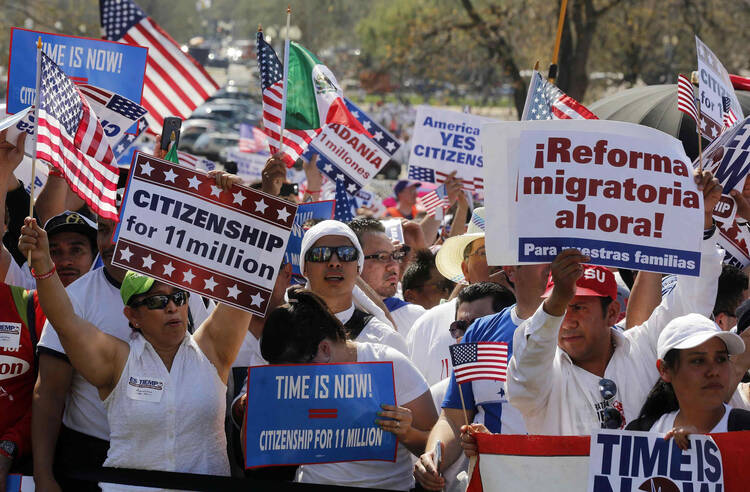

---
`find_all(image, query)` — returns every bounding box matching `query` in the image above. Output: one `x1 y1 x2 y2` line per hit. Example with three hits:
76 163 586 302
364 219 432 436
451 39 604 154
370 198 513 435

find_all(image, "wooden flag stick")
457 384 470 427
691 72 704 173
27 37 43 267
548 0 569 83
279 5 292 154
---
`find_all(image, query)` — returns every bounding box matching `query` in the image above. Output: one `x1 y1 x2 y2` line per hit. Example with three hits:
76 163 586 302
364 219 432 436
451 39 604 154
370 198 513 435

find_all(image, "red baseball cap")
541 265 617 300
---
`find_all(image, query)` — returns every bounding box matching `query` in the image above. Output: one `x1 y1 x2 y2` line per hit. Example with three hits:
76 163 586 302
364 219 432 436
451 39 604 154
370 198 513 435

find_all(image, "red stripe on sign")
309 408 337 419
476 434 590 456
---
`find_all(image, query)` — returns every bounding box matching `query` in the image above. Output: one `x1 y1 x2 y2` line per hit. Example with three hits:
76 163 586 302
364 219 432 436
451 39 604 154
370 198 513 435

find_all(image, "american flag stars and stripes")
723 96 739 128
408 165 483 192
176 150 216 171
418 184 449 217
35 51 120 220
677 74 700 127
239 122 269 153
334 180 356 223
449 342 509 384
344 99 401 157
522 71 598 121
100 0 219 135
257 30 319 167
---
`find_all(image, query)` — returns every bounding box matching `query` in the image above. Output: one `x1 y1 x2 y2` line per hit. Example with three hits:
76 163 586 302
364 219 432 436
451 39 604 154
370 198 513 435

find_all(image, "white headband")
299 220 364 276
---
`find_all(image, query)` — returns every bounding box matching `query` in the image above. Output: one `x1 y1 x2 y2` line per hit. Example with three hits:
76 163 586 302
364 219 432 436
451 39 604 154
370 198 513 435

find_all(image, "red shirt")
0 283 46 459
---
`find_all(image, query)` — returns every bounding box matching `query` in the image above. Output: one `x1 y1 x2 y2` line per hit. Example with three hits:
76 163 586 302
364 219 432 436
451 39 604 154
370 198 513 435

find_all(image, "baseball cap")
657 313 745 360
120 271 155 306
541 264 617 300
736 298 750 334
43 211 97 250
393 179 420 196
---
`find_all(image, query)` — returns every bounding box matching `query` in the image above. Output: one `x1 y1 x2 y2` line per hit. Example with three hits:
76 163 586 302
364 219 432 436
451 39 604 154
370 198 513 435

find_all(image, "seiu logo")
584 269 606 283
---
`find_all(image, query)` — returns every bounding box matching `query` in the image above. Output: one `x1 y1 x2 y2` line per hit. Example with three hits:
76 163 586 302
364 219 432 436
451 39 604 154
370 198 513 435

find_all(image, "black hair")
347 217 385 246
600 297 613 317
403 249 444 292
457 282 516 313
713 264 749 318
260 288 347 364
634 349 681 423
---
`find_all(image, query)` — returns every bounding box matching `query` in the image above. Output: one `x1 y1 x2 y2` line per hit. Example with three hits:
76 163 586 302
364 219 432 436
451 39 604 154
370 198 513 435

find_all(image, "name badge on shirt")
0 322 21 350
127 376 165 403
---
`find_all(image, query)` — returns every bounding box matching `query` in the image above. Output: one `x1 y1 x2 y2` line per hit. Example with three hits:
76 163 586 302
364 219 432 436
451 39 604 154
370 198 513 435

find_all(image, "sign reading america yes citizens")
7 28 148 114
245 362 397 468
113 153 296 316
482 120 703 276
409 106 496 193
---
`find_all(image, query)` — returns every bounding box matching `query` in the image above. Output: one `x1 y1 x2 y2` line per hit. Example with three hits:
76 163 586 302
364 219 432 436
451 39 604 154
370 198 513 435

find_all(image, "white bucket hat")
299 220 364 276
657 313 745 360
435 207 486 284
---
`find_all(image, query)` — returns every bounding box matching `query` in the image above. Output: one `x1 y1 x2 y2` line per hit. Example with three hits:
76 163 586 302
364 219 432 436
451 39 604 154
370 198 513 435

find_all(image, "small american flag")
100 0 219 135
449 342 508 384
419 184 449 217
723 96 739 128
677 74 700 127
239 122 268 153
257 30 318 167
408 165 483 192
522 71 598 121
177 150 216 171
334 180 356 223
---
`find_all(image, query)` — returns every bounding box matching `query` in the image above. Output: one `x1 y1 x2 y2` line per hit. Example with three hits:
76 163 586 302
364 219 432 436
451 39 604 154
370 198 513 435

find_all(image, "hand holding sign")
375 403 412 439
459 423 490 458
262 153 287 196
696 170 723 228
544 249 589 317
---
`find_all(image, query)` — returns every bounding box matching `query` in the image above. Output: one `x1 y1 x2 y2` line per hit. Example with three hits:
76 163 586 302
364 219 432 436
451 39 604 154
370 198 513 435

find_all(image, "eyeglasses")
468 247 487 258
304 245 359 263
363 249 408 263
130 290 189 310
599 378 622 429
449 319 471 339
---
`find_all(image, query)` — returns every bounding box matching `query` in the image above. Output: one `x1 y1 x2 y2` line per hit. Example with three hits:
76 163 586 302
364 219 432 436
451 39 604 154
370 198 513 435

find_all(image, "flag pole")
520 61 540 121
457 384 470 427
279 5 292 155
27 37 43 267
691 72 704 173
548 0 569 83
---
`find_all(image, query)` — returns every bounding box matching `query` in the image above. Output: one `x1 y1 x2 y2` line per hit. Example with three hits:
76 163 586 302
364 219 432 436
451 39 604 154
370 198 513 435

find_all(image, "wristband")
31 264 57 280
48 167 65 178
703 222 716 240
306 189 320 193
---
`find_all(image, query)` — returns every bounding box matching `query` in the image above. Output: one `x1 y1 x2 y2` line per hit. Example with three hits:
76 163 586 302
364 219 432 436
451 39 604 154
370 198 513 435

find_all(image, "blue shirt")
442 305 527 434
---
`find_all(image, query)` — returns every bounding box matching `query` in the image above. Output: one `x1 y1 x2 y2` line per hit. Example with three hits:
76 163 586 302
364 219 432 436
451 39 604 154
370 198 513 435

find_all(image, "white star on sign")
163 168 178 183
323 163 333 173
250 292 264 307
226 284 241 299
347 183 357 193
141 254 155 269
255 199 268 213
363 120 372 130
187 175 201 190
351 111 359 118
183 269 196 284
210 185 222 197
140 162 154 176
119 247 134 262
204 276 218 291
162 262 175 276
385 141 396 152
372 131 383 141
276 207 291 222
336 173 344 181
232 190 245 205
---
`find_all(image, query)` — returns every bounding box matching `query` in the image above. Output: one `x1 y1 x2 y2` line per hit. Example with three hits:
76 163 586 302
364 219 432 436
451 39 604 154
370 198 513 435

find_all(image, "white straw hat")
435 207 486 285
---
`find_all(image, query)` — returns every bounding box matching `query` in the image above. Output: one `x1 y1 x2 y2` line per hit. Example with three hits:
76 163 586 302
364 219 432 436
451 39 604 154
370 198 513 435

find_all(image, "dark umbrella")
589 85 750 161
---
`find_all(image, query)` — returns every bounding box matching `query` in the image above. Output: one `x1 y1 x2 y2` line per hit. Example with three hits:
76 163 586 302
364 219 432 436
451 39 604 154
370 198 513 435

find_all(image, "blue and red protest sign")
6 28 148 114
244 362 397 468
285 200 336 279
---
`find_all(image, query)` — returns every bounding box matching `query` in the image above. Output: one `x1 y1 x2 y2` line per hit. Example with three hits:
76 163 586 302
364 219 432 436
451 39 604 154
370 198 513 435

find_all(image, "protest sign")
381 219 404 243
113 153 296 316
717 222 750 268
4 475 34 492
305 99 399 194
224 148 270 182
468 432 749 492
482 120 703 276
13 154 47 199
694 116 750 223
695 36 743 142
408 106 495 194
6 29 148 114
284 200 336 278
244 362 397 468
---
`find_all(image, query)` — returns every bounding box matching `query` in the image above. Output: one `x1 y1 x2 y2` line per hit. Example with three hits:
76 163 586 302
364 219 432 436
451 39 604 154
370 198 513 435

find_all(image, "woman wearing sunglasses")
19 214 253 490
257 289 437 491
625 313 750 448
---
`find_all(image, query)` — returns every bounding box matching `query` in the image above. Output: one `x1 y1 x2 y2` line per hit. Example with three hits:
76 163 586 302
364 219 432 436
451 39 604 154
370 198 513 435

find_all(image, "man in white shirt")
299 220 408 354
348 216 425 339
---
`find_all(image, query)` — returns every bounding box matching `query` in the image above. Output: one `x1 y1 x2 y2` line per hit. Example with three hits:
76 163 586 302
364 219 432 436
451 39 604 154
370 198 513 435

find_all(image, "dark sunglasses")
304 245 359 263
599 378 622 429
130 290 189 310
364 249 408 263
449 319 471 339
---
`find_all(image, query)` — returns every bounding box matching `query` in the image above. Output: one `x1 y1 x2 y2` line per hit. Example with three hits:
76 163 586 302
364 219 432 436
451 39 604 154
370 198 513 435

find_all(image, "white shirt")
506 238 723 435
649 404 731 433
37 268 211 440
335 304 409 356
101 332 229 491
295 342 429 491
406 298 457 385
389 302 425 339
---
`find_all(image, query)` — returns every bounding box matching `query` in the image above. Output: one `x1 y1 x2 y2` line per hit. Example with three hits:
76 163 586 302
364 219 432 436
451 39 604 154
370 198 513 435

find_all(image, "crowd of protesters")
3 122 750 492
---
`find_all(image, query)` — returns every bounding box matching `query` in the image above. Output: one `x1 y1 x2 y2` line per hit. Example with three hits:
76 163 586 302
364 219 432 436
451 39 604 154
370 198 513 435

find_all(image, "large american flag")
100 0 219 135
449 342 508 384
723 96 739 129
257 30 319 167
35 52 119 220
522 71 598 121
418 183 449 217
677 74 700 127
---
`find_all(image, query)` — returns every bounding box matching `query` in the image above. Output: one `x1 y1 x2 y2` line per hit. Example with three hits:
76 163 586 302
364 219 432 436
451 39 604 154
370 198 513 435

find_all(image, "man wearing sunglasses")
299 220 408 355
348 217 426 339
506 181 724 436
